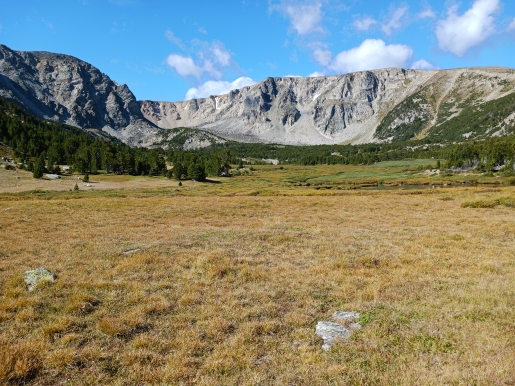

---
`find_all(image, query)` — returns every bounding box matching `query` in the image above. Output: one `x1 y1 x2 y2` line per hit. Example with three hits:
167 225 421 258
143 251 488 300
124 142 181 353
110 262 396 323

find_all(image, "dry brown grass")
1 170 515 384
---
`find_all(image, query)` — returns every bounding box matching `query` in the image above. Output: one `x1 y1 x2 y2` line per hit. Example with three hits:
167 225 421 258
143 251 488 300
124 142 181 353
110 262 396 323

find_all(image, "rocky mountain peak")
0 44 160 146
1 44 514 148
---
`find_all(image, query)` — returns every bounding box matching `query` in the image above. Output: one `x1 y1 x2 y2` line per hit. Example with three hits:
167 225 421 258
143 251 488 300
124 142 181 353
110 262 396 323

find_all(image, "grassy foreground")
1 165 515 384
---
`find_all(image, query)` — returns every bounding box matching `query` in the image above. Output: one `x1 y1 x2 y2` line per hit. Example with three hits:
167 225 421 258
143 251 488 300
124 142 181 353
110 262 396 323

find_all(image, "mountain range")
1 44 514 148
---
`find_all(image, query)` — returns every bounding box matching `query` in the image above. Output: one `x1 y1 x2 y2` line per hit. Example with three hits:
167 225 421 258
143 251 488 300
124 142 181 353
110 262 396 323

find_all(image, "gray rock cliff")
140 67 515 145
2 44 514 147
0 44 160 146
140 69 437 145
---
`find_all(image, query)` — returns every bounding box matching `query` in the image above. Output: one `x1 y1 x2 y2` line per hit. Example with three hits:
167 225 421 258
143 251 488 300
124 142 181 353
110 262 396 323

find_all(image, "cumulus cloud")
411 59 439 70
308 71 325 77
166 54 204 78
201 59 223 79
328 39 413 74
508 18 515 31
381 6 409 35
436 0 500 56
354 16 377 32
185 77 256 100
309 42 332 66
271 2 325 35
166 39 233 80
165 29 185 50
210 42 231 66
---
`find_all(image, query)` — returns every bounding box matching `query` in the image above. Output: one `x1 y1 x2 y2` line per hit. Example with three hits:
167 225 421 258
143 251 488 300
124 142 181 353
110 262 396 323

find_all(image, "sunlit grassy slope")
1 163 515 384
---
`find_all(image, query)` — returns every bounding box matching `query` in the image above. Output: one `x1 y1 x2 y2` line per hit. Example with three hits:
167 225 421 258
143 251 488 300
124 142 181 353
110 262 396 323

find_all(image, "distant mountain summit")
0 44 160 146
1 43 514 147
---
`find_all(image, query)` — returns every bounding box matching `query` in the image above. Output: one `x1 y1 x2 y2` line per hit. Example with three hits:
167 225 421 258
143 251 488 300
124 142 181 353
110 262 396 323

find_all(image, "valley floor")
1 166 515 384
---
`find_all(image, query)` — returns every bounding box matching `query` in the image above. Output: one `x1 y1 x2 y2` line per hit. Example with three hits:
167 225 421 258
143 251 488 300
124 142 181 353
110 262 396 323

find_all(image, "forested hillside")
3 94 515 179
0 97 166 176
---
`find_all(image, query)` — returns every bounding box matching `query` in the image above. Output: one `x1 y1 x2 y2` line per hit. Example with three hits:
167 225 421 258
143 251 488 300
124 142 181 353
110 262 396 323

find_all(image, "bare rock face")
140 69 438 145
0 44 160 146
141 67 515 145
2 44 514 147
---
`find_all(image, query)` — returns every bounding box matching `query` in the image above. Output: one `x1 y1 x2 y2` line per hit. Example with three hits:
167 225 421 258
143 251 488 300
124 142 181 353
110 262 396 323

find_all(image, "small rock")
24 267 56 291
254 355 270 365
332 311 360 322
315 321 349 350
122 248 140 255
45 174 60 179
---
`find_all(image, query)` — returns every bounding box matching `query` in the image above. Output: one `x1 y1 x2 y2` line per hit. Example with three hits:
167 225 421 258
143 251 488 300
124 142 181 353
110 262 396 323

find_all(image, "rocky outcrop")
141 67 515 145
2 44 514 147
140 69 439 145
0 44 160 146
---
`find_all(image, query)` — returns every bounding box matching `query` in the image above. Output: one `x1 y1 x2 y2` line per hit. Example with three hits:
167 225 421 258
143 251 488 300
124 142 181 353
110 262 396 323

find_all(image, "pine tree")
32 155 45 178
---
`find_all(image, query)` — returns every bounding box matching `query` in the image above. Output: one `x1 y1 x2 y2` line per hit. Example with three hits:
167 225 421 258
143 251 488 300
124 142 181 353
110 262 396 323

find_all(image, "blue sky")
1 0 514 102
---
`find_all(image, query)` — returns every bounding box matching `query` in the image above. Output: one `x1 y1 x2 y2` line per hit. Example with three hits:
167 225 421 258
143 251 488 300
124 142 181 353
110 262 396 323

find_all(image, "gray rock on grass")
24 267 56 291
332 311 360 321
316 321 350 350
316 310 362 350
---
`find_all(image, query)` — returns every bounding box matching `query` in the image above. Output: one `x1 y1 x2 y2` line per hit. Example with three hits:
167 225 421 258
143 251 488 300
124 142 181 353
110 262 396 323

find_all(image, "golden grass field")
1 163 515 385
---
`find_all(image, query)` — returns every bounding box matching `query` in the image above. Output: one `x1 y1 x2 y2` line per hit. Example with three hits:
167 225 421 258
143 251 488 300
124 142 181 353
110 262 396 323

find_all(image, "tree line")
2 94 515 179
0 97 167 176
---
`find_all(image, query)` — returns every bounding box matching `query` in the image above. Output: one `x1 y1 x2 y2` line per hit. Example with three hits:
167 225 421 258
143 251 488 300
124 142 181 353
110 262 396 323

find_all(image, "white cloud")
185 77 256 100
271 2 325 35
166 54 204 78
436 0 500 56
411 59 439 70
198 27 207 34
210 42 231 66
165 30 185 50
354 16 377 31
381 6 409 35
328 39 413 74
308 71 325 77
166 40 233 80
284 74 302 77
201 59 223 79
417 8 435 19
309 42 332 66
508 18 515 31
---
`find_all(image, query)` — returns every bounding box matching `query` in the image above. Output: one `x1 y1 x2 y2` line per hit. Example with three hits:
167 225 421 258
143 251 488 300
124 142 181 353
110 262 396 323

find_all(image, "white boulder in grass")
316 311 362 350
24 267 56 291
315 321 350 350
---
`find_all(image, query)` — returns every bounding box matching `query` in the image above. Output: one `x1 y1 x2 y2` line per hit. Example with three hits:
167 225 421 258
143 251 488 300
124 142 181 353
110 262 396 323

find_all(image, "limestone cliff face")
140 69 438 145
0 44 160 146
